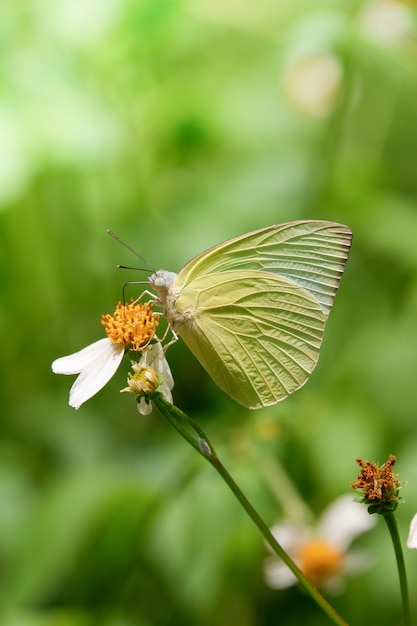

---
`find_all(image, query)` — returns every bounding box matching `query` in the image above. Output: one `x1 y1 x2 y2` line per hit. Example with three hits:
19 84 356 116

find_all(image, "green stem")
383 513 412 626
153 395 348 626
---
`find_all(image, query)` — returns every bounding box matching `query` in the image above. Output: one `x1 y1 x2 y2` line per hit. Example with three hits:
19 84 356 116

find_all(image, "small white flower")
52 338 125 409
282 51 343 118
121 342 174 415
52 301 159 409
407 513 417 549
358 0 412 46
264 495 376 593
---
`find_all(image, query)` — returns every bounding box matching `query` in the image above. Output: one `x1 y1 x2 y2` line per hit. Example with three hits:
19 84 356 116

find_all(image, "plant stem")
153 395 348 626
383 513 412 626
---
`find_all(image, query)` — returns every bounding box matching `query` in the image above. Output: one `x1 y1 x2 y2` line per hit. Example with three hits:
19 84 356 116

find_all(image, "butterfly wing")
174 221 352 317
174 270 327 408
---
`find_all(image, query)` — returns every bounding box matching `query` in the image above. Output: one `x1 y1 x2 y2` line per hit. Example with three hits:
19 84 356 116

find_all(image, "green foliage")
2 1 417 624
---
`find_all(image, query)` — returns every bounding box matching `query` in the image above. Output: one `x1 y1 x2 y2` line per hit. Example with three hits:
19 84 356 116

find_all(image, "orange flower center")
101 301 159 351
296 538 344 587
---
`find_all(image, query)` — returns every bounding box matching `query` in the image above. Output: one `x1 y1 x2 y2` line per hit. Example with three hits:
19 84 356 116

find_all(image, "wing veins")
204 314 312 400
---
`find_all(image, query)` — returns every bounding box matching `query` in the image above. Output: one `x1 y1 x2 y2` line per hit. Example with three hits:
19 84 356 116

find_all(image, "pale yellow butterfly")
149 220 352 409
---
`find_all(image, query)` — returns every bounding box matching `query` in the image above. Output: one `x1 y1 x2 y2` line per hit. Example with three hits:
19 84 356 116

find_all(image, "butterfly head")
149 270 178 290
149 270 181 323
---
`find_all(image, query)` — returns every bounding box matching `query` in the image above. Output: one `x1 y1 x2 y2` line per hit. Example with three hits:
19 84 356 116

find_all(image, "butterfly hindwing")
175 270 327 408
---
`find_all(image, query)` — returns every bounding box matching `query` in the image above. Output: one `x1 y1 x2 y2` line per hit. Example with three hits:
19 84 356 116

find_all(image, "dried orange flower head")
101 301 159 351
351 454 402 514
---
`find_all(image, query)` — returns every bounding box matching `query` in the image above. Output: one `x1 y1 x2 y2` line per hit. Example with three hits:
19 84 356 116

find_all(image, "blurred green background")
2 1 417 624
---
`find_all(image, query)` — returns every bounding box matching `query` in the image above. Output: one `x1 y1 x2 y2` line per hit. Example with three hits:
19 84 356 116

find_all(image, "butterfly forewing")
174 221 352 318
175 271 327 408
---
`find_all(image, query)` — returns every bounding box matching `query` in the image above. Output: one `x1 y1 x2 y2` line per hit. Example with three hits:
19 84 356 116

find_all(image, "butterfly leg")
120 282 160 307
161 325 179 352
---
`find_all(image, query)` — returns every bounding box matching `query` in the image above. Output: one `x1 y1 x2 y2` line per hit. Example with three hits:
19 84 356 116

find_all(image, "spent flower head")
52 301 160 409
264 495 376 593
350 454 403 515
121 342 174 415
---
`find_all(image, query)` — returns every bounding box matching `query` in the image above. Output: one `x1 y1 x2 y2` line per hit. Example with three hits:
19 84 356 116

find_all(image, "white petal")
140 342 161 367
52 338 115 375
161 382 173 404
319 495 376 550
157 352 174 390
268 522 310 554
144 343 174 390
137 397 153 415
407 513 417 549
68 342 124 409
263 555 298 589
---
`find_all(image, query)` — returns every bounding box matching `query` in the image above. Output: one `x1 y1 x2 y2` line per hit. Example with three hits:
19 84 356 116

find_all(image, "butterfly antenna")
107 229 156 272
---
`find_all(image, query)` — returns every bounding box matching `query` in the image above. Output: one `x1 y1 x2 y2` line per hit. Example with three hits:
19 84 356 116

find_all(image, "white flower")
264 495 376 593
282 51 343 118
357 0 412 46
407 513 417 549
52 338 125 409
52 301 159 409
121 342 174 415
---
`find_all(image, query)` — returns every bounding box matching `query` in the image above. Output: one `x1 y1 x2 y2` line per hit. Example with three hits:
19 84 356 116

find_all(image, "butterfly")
149 220 352 409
